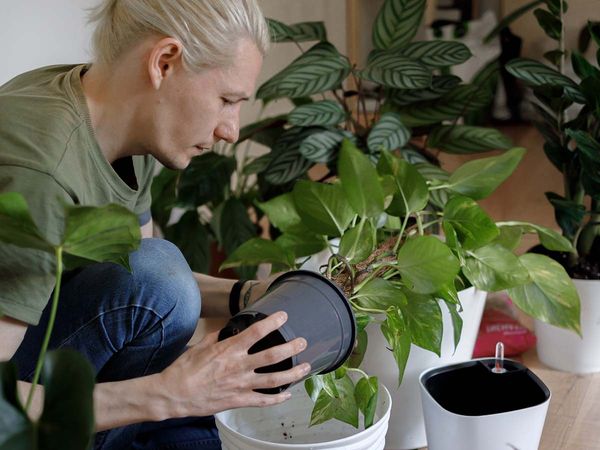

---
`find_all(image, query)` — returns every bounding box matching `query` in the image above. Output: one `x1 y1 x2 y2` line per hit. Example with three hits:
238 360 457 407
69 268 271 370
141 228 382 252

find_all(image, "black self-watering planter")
218 270 356 394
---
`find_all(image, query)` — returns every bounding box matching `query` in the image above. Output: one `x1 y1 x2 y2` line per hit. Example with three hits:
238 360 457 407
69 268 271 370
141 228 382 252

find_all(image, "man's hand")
155 311 309 419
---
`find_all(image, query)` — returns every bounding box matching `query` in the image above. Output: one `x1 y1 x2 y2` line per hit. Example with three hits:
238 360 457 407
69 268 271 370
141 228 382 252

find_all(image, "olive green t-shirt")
0 64 155 325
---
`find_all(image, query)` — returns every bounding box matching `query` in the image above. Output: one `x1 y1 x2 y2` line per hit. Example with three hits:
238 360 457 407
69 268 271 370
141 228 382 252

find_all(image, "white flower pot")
215 383 392 450
360 287 487 450
419 358 550 450
534 278 600 373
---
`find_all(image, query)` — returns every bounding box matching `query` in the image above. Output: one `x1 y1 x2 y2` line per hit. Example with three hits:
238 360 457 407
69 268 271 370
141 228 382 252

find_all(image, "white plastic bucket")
535 278 600 373
360 286 487 449
215 383 392 450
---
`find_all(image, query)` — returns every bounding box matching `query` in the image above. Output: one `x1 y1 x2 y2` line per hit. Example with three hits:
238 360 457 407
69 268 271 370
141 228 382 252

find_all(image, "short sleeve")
0 166 74 325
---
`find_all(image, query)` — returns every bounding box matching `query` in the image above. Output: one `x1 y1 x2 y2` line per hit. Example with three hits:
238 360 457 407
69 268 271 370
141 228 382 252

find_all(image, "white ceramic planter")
215 383 392 450
534 278 600 373
360 287 487 450
419 358 551 450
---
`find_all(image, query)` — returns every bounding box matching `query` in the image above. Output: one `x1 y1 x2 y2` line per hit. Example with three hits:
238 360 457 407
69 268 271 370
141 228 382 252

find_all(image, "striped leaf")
263 127 317 185
289 100 347 127
367 113 411 152
372 0 427 50
299 130 354 163
256 42 351 100
413 161 451 208
357 52 431 90
400 41 472 67
388 75 461 106
427 126 513 154
268 19 327 43
398 85 493 127
506 58 585 103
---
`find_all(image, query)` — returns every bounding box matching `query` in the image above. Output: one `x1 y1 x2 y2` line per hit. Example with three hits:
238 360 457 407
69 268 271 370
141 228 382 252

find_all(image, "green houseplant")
498 1 600 372
0 192 141 449
220 138 580 430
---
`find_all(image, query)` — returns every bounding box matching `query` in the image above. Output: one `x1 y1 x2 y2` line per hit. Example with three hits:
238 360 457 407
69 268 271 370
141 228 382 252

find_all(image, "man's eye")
222 98 235 105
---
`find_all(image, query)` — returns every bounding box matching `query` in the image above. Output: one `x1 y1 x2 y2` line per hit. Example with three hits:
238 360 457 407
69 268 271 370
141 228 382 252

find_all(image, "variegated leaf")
506 58 585 103
267 19 327 43
367 113 411 152
398 85 493 127
400 41 472 67
427 126 513 154
288 100 347 127
357 52 431 90
388 75 461 106
372 0 427 50
299 129 354 163
263 127 317 185
256 42 351 100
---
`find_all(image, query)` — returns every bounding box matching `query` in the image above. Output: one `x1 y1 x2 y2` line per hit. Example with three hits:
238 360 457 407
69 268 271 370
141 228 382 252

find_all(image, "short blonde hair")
89 0 270 70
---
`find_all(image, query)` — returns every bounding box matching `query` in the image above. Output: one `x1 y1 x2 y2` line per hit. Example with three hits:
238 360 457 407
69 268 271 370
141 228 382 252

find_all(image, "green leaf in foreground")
0 192 53 252
381 309 411 385
463 244 530 291
355 376 379 429
220 238 295 270
310 375 358 428
508 253 581 335
497 221 573 252
443 196 499 250
0 361 34 449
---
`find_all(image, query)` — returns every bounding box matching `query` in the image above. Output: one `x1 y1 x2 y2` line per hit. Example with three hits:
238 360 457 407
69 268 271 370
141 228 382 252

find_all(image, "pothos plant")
0 192 140 449
150 0 507 278
221 139 581 429
495 0 600 278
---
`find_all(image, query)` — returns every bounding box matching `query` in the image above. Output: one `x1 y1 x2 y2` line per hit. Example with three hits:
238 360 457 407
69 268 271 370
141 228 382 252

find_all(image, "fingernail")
299 338 307 350
278 312 287 323
301 363 311 374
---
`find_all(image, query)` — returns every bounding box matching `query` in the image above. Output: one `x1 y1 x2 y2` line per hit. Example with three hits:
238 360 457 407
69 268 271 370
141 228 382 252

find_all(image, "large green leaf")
506 58 585 103
0 192 53 252
508 254 581 335
268 19 327 43
448 147 526 200
401 291 443 356
256 42 351 100
372 0 426 50
339 220 376 264
443 196 499 249
546 192 586 238
497 221 573 252
463 244 530 291
377 152 428 215
355 376 379 429
310 375 358 427
177 153 236 207
354 278 407 310
388 75 461 107
256 193 301 232
367 113 411 152
292 180 354 236
398 85 493 127
275 226 327 258
62 204 141 266
380 309 411 385
38 350 95 450
396 236 460 294
400 40 472 67
427 125 513 154
339 141 385 218
566 129 600 199
263 127 316 185
299 129 353 163
357 52 431 90
288 100 346 127
0 362 34 450
212 198 257 263
534 8 562 40
165 211 210 273
220 238 295 270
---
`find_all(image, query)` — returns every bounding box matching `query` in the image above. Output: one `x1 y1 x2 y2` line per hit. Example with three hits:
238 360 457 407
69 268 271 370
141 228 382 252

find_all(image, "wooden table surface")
418 349 600 450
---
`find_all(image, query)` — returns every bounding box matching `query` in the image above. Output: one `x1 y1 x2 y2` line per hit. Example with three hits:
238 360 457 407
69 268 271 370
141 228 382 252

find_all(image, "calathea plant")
221 139 580 429
150 0 508 277
499 1 600 278
0 192 141 449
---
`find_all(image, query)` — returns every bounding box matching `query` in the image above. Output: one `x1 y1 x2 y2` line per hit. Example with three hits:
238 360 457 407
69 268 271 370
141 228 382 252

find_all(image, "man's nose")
215 119 240 144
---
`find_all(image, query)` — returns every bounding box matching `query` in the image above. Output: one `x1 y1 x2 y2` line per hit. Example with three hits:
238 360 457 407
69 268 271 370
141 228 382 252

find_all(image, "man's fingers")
235 311 288 350
253 363 311 390
247 337 307 369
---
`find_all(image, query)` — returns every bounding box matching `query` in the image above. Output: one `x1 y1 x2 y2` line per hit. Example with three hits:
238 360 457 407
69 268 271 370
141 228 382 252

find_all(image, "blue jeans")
12 238 222 450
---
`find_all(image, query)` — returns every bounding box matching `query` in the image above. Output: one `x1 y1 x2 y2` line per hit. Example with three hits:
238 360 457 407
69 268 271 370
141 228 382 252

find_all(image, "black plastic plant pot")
419 359 551 450
218 270 356 394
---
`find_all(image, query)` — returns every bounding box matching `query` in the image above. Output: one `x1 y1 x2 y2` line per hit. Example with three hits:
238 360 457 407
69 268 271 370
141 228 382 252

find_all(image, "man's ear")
148 37 184 90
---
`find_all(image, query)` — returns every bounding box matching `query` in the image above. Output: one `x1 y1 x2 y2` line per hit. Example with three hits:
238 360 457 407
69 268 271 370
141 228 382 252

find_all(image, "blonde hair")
89 0 270 70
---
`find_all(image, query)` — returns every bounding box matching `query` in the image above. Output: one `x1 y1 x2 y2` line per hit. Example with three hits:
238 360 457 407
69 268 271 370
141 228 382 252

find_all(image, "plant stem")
26 246 63 412
416 213 424 235
349 299 387 315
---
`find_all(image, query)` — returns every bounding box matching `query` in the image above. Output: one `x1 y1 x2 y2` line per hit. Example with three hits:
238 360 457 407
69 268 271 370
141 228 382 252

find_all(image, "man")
0 1 308 448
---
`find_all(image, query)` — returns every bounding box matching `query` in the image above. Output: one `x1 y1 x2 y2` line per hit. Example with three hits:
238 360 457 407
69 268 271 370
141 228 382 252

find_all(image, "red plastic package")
473 293 537 358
